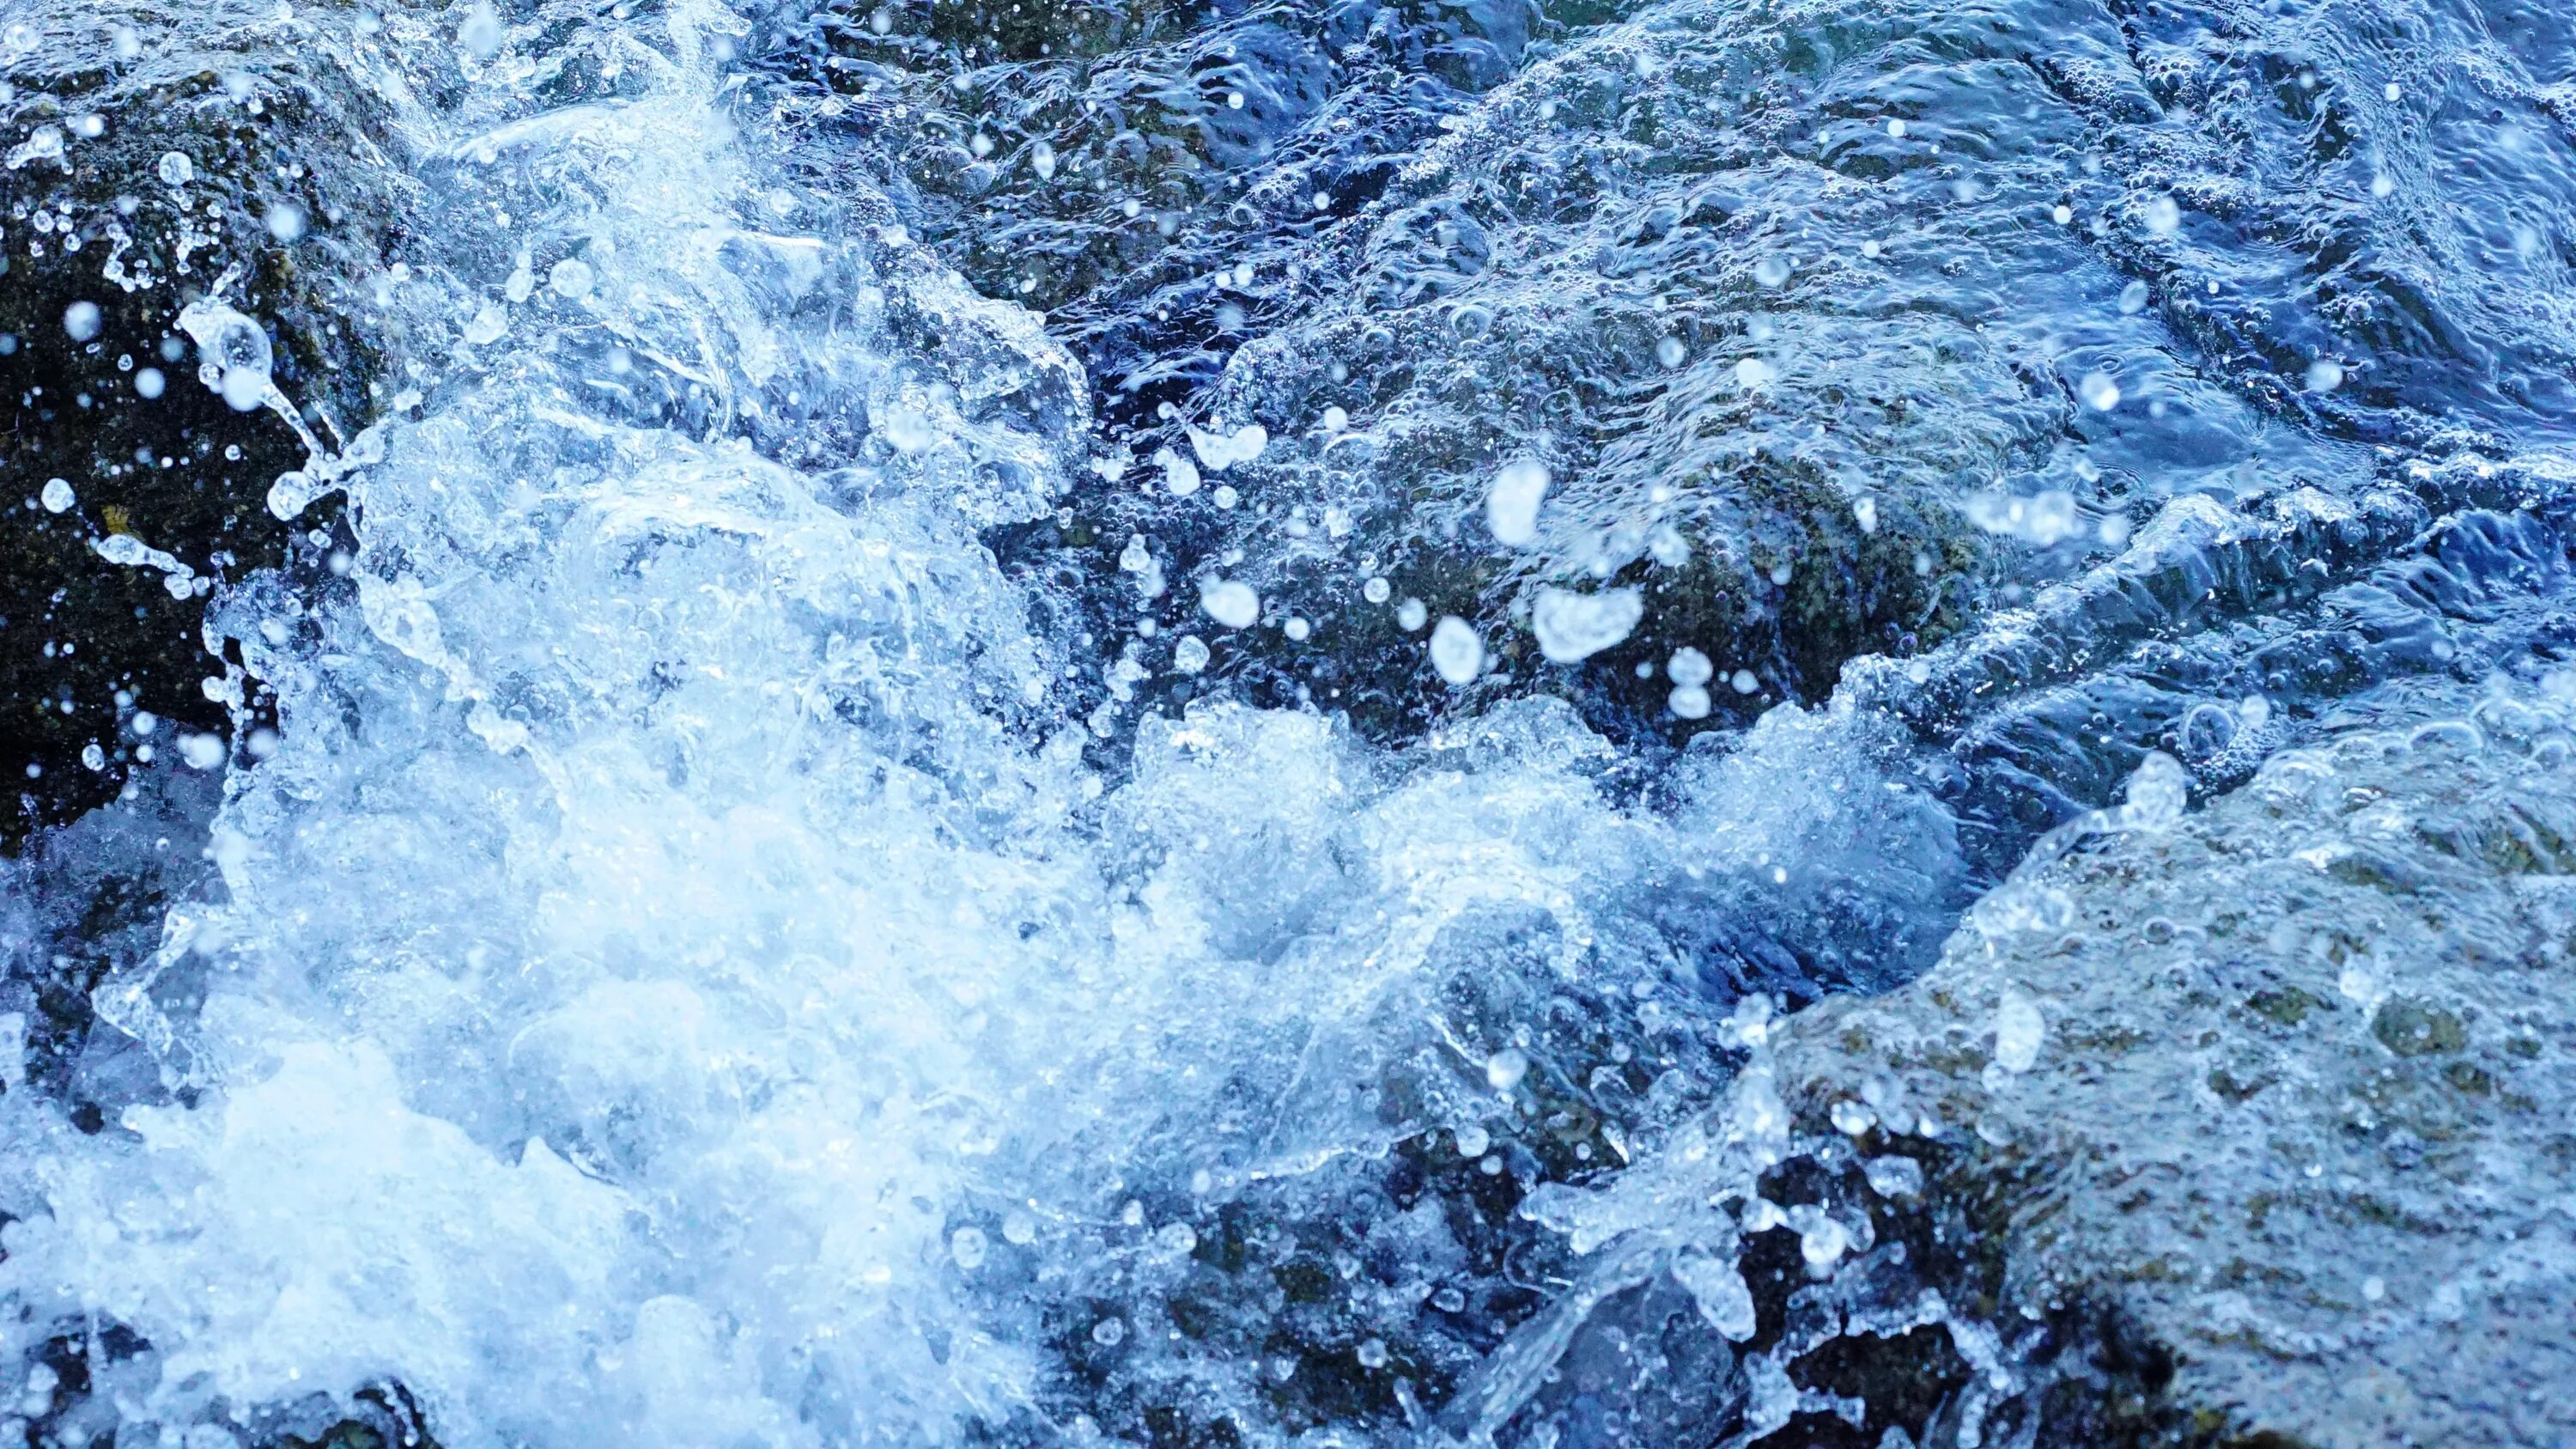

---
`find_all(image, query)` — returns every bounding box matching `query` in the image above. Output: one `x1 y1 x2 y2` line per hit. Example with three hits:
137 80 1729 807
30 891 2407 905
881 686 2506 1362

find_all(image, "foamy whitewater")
0 5 1956 1445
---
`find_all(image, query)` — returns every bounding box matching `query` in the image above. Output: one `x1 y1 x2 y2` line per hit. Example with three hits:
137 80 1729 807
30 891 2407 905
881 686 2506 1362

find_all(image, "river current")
0 0 2570 1446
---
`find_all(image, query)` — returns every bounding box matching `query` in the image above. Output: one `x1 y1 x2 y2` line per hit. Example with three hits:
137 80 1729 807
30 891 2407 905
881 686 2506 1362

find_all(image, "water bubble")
1673 1251 1757 1340
1091 1318 1126 1347
1485 1047 1530 1092
2079 370 2123 411
176 733 226 771
111 25 142 60
2383 82 2402 102
1454 1124 1490 1158
1170 636 1210 674
1355 1339 1389 1369
1396 598 1428 632
1668 685 1711 720
1656 336 1688 368
1189 423 1267 471
1430 617 1484 685
264 201 308 243
457 0 503 58
2118 751 2190 831
268 472 318 521
1734 356 1774 388
1852 496 1879 533
1886 117 1906 137
1799 1215 1850 1268
1668 648 1714 686
1753 254 1792 288
1864 1155 1925 1199
1199 579 1260 630
2305 358 2345 392
2117 280 2150 314
1993 990 2044 1072
63 301 101 343
1530 586 1643 663
464 303 509 346
949 1227 988 1269
180 301 279 414
156 151 194 186
2051 203 2074 224
2143 194 2182 235
1002 1210 1039 1245
1485 459 1549 545
1157 447 1201 497
1729 668 1759 695
39 478 75 514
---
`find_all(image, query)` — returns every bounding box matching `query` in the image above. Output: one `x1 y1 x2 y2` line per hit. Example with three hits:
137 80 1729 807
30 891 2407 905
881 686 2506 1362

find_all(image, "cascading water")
3 0 2573 1446
0 3 1959 1444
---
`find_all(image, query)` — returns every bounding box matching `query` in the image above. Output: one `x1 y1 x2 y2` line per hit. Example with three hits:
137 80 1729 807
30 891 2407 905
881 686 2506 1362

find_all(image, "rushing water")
0 0 2571 1446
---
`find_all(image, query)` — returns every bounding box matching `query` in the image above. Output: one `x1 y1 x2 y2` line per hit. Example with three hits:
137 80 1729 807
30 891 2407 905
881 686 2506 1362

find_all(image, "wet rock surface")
1 5 401 840
1765 675 2576 1447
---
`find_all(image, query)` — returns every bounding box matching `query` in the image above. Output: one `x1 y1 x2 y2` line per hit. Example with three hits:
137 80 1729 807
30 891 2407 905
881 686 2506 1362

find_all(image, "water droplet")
1430 617 1484 685
1199 579 1259 630
1485 458 1549 545
264 201 307 242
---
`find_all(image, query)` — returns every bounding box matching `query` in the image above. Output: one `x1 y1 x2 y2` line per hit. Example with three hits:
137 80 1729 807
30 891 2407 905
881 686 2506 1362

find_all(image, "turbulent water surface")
0 0 2570 1446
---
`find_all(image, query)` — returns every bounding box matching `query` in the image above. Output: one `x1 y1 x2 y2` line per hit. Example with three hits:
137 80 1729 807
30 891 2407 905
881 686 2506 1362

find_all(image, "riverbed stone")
1770 674 2576 1447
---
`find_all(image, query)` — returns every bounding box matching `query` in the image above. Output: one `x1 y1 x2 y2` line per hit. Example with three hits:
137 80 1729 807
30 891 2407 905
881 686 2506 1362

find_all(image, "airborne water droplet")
1430 617 1485 684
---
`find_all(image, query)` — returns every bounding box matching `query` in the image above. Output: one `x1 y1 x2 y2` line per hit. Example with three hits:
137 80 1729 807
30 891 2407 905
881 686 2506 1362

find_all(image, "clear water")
0 0 2570 1445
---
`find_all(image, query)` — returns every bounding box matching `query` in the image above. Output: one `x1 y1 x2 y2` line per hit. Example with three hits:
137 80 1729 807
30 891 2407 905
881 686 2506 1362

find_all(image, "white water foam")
0 6 1959 1446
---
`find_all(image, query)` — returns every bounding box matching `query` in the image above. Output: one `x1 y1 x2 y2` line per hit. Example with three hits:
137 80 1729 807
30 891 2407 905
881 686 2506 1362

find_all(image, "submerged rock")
1766 673 2576 1446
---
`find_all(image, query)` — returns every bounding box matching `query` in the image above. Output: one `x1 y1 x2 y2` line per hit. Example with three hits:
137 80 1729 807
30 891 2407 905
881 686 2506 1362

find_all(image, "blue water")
0 0 2570 1445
